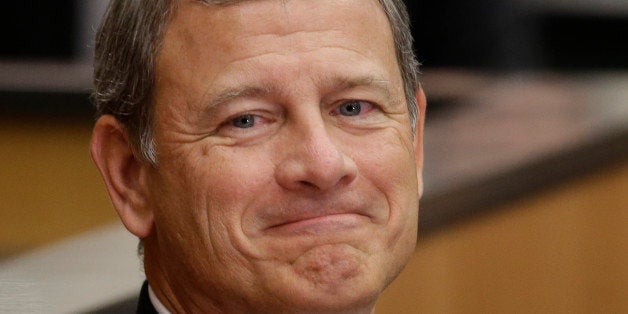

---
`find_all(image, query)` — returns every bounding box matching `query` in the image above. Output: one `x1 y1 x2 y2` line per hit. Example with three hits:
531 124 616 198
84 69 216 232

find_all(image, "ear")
90 115 154 238
413 86 427 197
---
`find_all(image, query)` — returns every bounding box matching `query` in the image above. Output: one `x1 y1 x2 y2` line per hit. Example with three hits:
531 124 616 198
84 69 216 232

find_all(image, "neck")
143 238 224 313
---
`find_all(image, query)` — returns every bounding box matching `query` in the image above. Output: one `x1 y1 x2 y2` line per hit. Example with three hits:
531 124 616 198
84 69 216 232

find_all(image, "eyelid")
230 114 256 128
220 111 267 128
330 99 376 116
211 99 280 127
215 110 279 142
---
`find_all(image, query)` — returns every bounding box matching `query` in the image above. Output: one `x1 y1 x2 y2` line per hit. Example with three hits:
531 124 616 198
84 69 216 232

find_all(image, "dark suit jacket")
136 281 158 314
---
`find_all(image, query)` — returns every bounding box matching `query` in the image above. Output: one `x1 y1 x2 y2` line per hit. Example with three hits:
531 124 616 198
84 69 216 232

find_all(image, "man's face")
144 0 422 311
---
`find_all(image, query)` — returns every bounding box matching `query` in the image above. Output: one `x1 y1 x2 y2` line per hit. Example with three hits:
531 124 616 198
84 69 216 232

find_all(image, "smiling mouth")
265 213 371 236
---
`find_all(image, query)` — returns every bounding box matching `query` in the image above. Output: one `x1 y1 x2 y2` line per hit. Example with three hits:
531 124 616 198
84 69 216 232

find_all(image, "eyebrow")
203 85 273 110
202 75 393 110
324 75 392 100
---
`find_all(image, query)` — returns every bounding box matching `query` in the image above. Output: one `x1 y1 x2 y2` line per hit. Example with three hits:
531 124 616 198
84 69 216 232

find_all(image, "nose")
275 120 358 192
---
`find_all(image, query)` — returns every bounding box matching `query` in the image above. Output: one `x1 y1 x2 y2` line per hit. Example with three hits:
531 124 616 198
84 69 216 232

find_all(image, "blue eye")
339 101 362 116
232 114 255 128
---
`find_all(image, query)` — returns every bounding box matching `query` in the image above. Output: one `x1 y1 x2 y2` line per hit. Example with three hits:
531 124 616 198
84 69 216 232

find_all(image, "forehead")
155 0 401 107
161 0 394 62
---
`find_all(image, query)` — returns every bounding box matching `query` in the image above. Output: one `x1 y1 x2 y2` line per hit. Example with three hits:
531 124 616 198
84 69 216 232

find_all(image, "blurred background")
0 0 627 313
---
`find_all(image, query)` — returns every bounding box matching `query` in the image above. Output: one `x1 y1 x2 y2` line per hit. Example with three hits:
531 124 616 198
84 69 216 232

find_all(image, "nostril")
298 180 316 189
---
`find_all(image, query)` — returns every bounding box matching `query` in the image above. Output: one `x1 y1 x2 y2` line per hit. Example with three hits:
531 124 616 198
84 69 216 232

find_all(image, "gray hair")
93 0 420 164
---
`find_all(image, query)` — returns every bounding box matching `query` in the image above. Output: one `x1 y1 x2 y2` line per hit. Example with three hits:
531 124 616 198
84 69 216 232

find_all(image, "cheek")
175 145 277 247
352 130 418 194
199 146 277 204
349 131 419 236
148 146 277 272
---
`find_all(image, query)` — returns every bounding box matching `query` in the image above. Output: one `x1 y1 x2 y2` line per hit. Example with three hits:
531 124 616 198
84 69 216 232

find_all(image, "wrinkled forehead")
167 0 391 38
154 0 403 108
163 0 394 57
191 0 379 6
179 0 388 19
160 0 396 68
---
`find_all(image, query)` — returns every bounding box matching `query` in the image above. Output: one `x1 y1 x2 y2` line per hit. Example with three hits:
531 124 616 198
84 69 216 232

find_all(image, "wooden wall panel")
0 120 116 258
377 162 628 313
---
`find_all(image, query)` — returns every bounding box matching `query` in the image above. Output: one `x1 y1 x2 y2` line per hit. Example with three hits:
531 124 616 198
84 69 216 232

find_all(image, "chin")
270 284 381 314
252 246 390 314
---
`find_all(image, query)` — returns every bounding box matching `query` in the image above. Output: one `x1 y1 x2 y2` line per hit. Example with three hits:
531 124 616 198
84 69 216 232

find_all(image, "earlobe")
90 115 154 238
414 86 427 198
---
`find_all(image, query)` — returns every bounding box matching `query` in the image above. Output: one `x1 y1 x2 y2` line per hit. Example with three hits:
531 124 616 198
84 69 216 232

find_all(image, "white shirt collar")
148 284 172 314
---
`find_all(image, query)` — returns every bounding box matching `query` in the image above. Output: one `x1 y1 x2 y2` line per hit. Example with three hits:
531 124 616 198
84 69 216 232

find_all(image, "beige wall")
0 119 116 258
377 162 628 313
